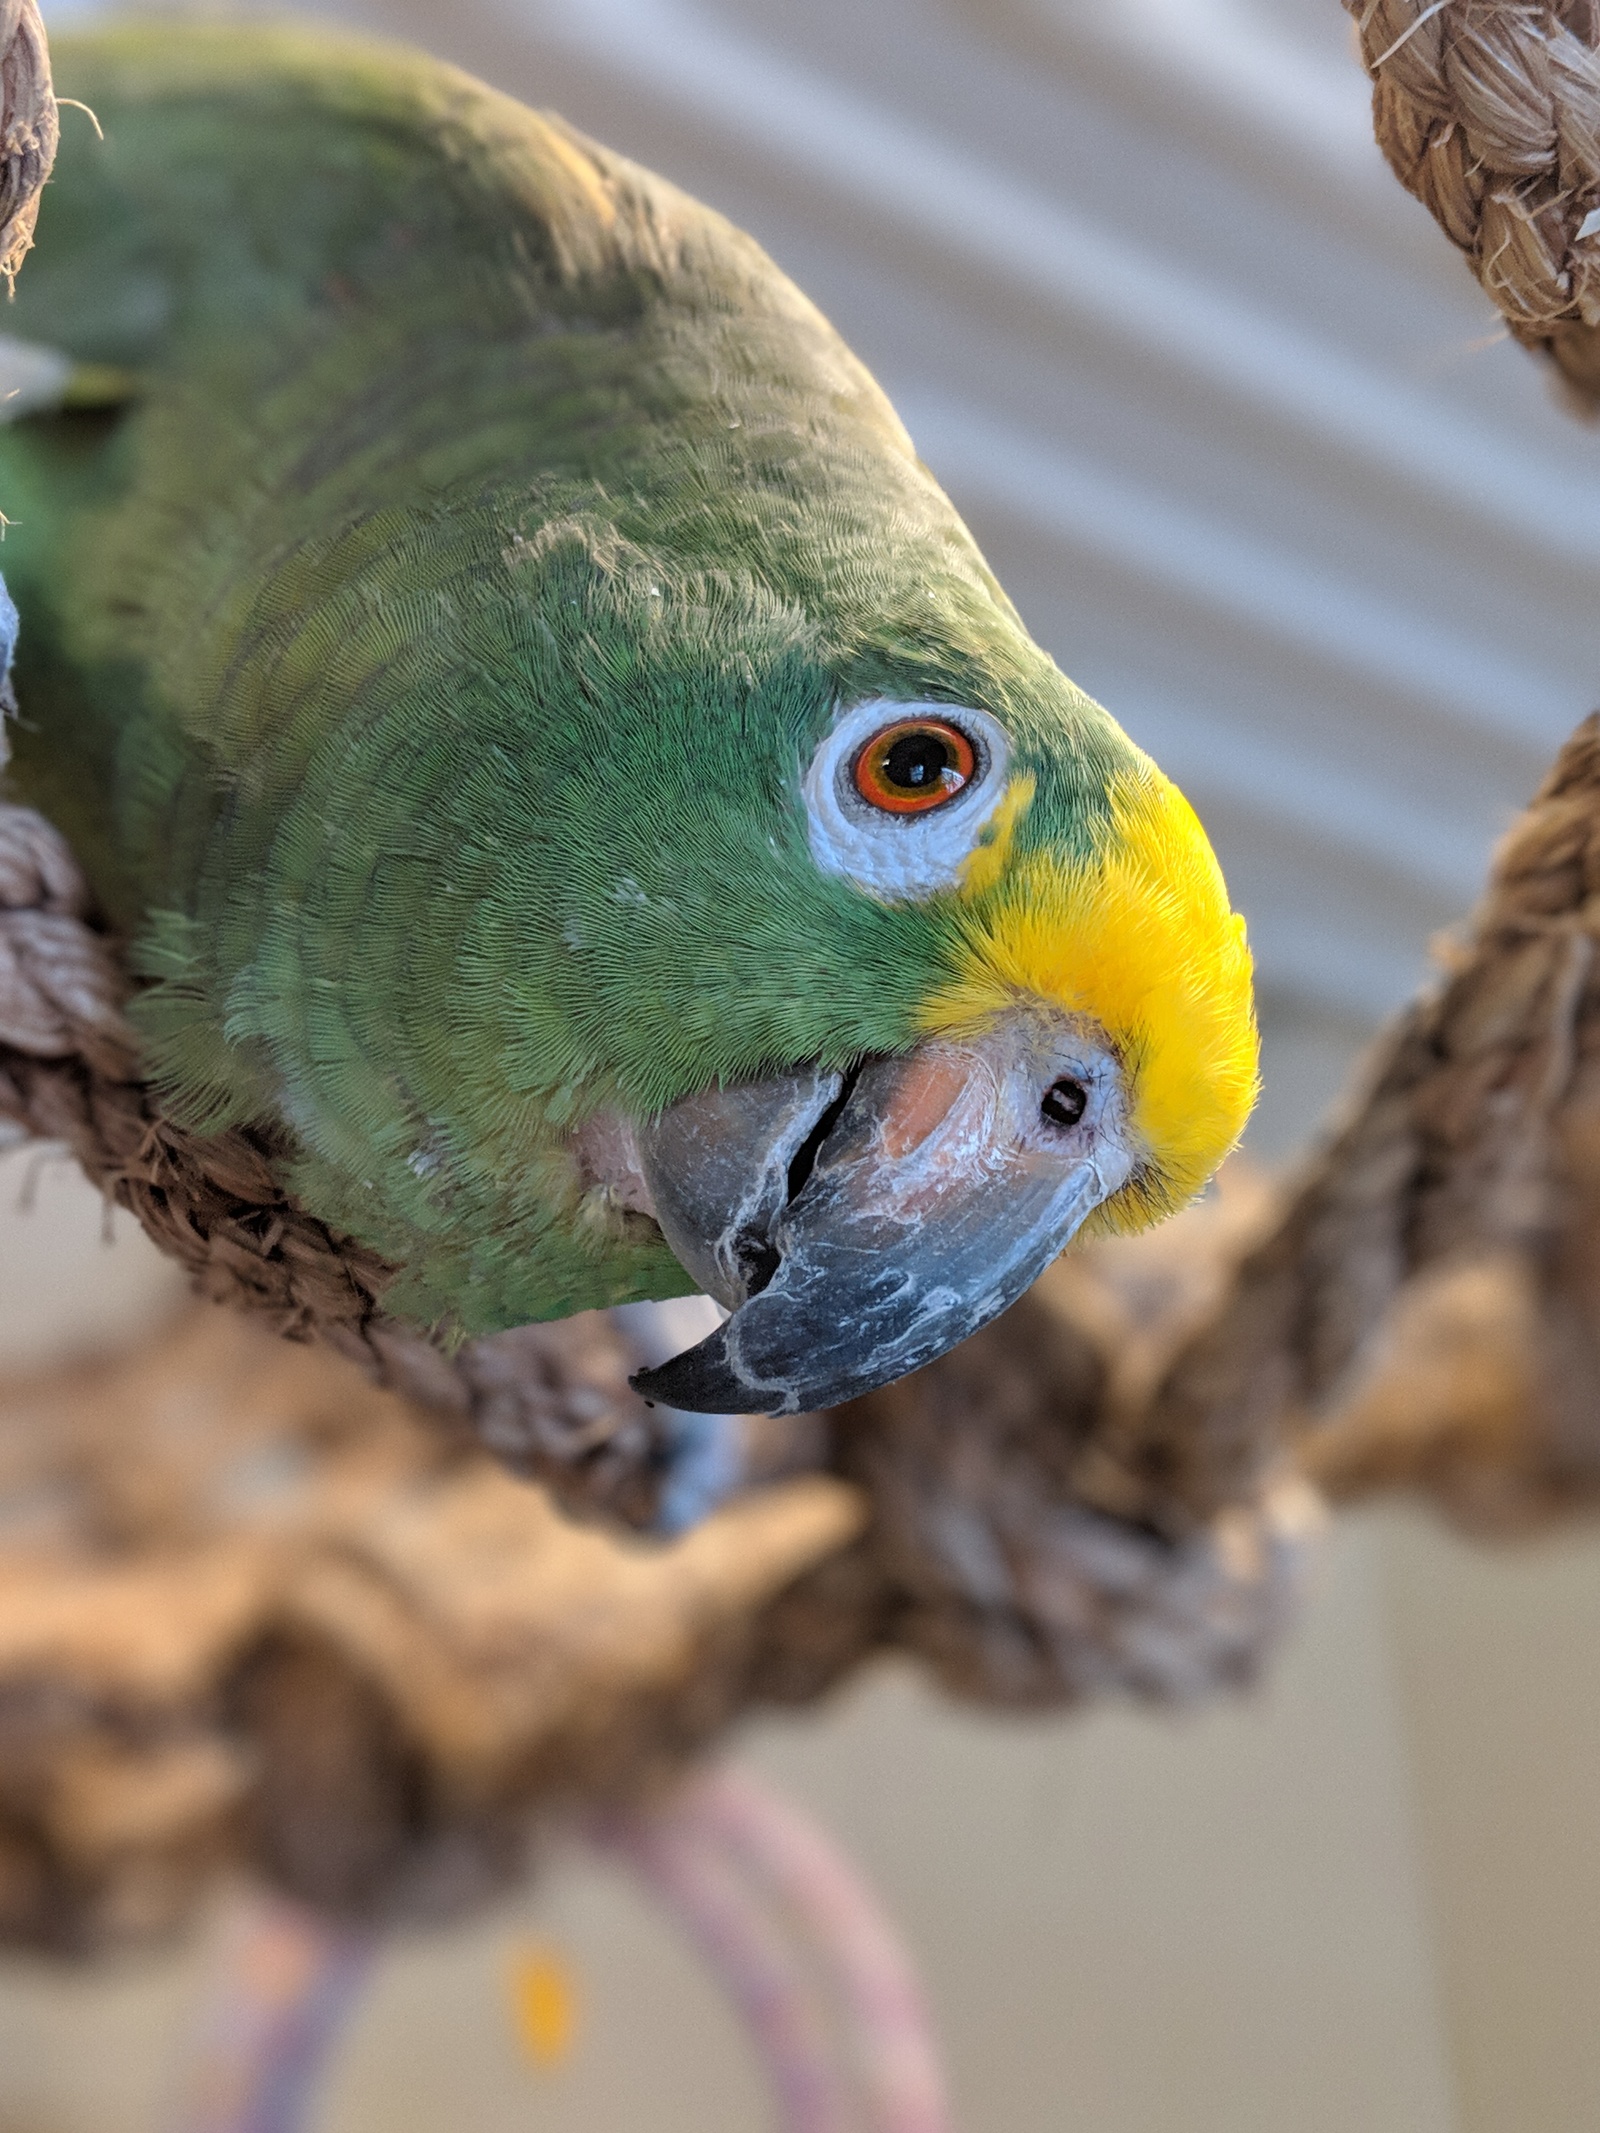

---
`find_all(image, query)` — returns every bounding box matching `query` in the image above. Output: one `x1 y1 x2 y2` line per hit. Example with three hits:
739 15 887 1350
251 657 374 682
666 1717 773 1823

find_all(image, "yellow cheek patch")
924 764 1258 1231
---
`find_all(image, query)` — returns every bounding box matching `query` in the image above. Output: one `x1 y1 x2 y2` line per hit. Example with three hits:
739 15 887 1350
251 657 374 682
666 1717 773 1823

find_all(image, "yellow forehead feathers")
924 763 1259 1230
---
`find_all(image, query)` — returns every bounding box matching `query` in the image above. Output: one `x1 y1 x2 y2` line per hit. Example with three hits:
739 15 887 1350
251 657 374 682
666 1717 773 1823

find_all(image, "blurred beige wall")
0 1145 184 1376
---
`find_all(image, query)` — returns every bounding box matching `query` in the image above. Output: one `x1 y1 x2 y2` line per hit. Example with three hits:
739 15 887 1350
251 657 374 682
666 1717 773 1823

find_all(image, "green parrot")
0 23 1257 1460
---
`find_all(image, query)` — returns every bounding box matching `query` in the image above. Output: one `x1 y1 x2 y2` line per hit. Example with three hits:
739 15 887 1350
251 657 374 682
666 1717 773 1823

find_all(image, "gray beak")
629 1008 1135 1415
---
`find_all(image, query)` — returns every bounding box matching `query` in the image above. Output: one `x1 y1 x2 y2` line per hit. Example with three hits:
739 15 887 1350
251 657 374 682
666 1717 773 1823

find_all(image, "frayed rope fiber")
1349 0 1600 400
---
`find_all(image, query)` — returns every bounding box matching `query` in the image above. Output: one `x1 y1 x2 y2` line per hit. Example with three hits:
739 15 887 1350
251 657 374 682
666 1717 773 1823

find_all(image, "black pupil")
883 730 954 792
1041 1078 1088 1129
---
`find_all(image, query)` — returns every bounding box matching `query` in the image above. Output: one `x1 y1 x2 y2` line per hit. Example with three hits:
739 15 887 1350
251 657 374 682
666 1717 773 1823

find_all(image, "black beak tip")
629 1327 782 1416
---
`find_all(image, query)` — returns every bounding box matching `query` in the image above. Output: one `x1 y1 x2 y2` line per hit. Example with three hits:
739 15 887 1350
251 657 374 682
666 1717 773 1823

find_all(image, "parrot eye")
853 719 976 815
803 697 1012 902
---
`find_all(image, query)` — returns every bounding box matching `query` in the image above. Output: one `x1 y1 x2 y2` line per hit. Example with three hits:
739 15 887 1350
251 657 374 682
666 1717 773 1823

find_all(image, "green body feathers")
0 25 1184 1335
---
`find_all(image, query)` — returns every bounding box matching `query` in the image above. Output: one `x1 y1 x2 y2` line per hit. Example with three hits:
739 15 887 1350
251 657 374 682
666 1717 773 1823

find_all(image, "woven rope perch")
0 1297 1313 1951
1350 0 1600 400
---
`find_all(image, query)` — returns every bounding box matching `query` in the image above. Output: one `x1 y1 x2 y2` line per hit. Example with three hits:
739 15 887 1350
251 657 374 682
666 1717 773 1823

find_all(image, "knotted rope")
1350 0 1600 399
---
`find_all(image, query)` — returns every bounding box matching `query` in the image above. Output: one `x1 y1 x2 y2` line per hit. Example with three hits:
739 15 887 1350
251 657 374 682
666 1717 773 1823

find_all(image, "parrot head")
485 500 1260 1420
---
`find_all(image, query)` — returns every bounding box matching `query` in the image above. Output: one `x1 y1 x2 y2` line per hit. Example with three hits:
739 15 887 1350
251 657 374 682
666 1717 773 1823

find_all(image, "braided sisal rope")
1349 0 1600 398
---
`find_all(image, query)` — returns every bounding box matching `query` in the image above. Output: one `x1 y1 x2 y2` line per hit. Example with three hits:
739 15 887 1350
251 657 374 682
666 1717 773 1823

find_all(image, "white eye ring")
802 698 1012 902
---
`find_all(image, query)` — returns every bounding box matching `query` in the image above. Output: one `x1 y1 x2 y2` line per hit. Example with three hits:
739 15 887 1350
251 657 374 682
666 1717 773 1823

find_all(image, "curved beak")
629 1008 1136 1415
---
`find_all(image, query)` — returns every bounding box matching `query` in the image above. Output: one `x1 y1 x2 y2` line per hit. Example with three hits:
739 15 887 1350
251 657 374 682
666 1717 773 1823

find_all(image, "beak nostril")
732 1229 781 1299
1041 1077 1088 1130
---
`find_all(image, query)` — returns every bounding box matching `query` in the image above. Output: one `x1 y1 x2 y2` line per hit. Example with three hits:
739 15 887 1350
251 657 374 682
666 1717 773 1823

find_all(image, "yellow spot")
926 762 1258 1230
507 1944 580 2068
959 772 1035 898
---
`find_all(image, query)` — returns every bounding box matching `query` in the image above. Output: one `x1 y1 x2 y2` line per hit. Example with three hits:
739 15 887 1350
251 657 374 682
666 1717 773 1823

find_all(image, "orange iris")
852 719 976 815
